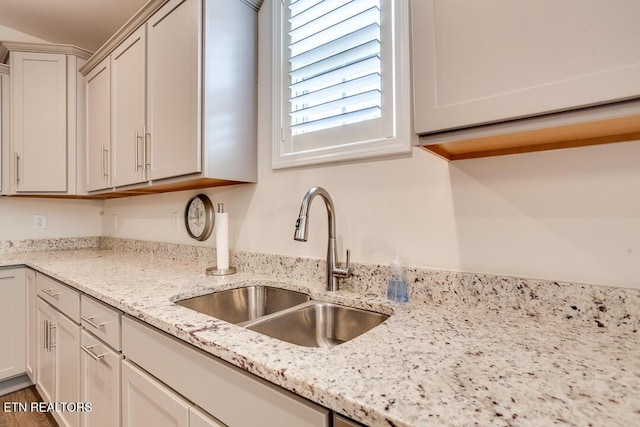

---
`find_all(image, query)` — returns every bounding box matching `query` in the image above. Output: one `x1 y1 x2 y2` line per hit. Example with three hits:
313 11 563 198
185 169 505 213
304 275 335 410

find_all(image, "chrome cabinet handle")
136 130 143 171
143 125 151 170
15 153 20 185
104 146 109 178
44 319 49 351
42 288 62 298
101 145 109 178
81 315 106 329
81 344 106 361
49 323 57 350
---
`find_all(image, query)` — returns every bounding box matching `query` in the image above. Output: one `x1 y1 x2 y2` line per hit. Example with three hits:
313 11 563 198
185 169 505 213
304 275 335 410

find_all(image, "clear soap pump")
387 258 409 302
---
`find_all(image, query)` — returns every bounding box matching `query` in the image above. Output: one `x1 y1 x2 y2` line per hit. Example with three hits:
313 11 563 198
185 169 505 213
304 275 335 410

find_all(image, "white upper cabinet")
412 0 640 135
0 64 8 195
11 51 68 192
1 43 91 194
82 0 257 195
147 0 201 181
86 57 112 191
111 26 147 188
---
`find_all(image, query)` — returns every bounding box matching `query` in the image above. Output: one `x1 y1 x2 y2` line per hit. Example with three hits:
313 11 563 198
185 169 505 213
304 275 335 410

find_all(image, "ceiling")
0 0 149 52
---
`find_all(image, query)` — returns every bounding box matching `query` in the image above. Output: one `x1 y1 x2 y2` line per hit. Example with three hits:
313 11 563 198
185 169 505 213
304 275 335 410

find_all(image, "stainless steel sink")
246 301 389 348
175 286 310 324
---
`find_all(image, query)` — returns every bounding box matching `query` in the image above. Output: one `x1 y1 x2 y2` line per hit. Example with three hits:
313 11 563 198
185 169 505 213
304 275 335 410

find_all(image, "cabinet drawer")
81 295 121 351
37 273 80 322
122 316 329 427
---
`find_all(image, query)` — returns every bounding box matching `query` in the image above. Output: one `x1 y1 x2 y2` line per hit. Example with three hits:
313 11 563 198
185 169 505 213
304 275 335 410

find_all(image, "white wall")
0 198 102 240
101 0 640 290
0 24 50 44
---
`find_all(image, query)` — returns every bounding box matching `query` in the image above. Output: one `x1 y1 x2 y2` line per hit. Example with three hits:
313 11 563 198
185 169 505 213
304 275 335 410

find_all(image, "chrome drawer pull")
44 320 49 351
81 315 107 329
49 323 57 350
42 288 63 298
81 344 106 361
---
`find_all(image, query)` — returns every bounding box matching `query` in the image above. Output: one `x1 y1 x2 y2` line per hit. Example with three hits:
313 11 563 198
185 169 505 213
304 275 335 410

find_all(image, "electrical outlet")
33 215 47 229
112 214 118 230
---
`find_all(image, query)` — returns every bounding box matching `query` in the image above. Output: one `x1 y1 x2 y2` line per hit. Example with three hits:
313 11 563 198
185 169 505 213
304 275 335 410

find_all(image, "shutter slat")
289 7 380 57
290 90 381 123
290 39 380 81
290 23 379 71
290 0 378 42
291 73 381 110
289 0 352 31
289 0 323 18
290 55 380 95
290 106 381 135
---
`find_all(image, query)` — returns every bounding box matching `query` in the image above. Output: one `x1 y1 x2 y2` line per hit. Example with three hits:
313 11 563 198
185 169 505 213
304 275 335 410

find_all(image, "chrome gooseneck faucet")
294 187 351 291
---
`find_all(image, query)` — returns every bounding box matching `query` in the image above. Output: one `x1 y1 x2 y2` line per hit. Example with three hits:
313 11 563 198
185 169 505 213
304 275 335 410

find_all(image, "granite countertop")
2 249 639 426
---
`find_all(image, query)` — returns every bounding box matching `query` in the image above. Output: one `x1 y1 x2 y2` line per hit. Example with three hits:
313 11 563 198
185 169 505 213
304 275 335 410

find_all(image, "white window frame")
272 0 412 169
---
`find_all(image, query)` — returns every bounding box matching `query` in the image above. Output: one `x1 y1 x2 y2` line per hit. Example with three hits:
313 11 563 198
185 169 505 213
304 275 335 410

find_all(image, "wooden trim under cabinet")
418 100 640 161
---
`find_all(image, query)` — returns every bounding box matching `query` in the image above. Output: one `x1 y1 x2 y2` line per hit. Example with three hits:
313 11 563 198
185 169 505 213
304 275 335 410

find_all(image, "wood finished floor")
0 386 57 427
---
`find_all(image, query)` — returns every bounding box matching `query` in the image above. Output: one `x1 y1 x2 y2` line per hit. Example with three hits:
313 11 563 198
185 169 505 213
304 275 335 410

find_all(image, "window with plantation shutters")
272 0 411 168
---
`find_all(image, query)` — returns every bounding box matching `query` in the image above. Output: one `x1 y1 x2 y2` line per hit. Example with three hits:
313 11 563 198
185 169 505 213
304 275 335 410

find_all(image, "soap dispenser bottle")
387 259 409 302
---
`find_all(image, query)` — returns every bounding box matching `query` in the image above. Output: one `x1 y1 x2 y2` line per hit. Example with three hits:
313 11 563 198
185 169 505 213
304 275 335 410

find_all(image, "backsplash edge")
4 237 636 331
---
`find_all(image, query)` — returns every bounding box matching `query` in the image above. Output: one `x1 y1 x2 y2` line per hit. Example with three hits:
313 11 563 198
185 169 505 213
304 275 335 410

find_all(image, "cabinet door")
1 70 9 194
121 360 189 427
0 268 26 381
412 0 640 134
81 330 122 427
86 57 112 191
112 25 147 187
147 0 201 181
56 313 81 427
189 407 226 427
11 51 68 192
36 298 56 403
25 268 36 382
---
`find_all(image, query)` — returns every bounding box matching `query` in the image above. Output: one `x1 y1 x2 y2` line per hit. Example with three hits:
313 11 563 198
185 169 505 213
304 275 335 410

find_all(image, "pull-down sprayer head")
293 186 334 242
294 215 308 241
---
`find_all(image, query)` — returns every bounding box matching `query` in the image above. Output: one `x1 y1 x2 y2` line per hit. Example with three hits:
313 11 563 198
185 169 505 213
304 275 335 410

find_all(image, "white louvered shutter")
288 0 382 135
273 0 410 168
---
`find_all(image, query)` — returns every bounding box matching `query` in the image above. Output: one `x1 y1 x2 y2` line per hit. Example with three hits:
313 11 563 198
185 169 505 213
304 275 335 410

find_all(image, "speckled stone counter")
1 243 639 426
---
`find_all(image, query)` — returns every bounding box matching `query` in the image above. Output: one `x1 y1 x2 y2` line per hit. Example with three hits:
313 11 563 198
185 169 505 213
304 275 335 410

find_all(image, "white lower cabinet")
36 298 81 427
36 272 81 427
122 360 190 427
189 406 226 427
122 360 223 427
25 268 36 382
36 298 56 403
81 330 122 427
80 294 122 427
0 268 26 381
122 316 329 427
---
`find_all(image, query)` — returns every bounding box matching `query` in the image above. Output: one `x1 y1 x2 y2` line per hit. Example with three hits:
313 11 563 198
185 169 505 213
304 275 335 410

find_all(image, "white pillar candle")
216 204 229 271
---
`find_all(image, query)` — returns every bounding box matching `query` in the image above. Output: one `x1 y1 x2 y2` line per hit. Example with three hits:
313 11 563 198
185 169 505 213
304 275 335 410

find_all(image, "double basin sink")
175 286 389 348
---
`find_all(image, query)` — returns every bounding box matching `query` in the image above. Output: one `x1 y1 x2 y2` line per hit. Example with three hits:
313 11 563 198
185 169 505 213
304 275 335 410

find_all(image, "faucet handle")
333 249 352 279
